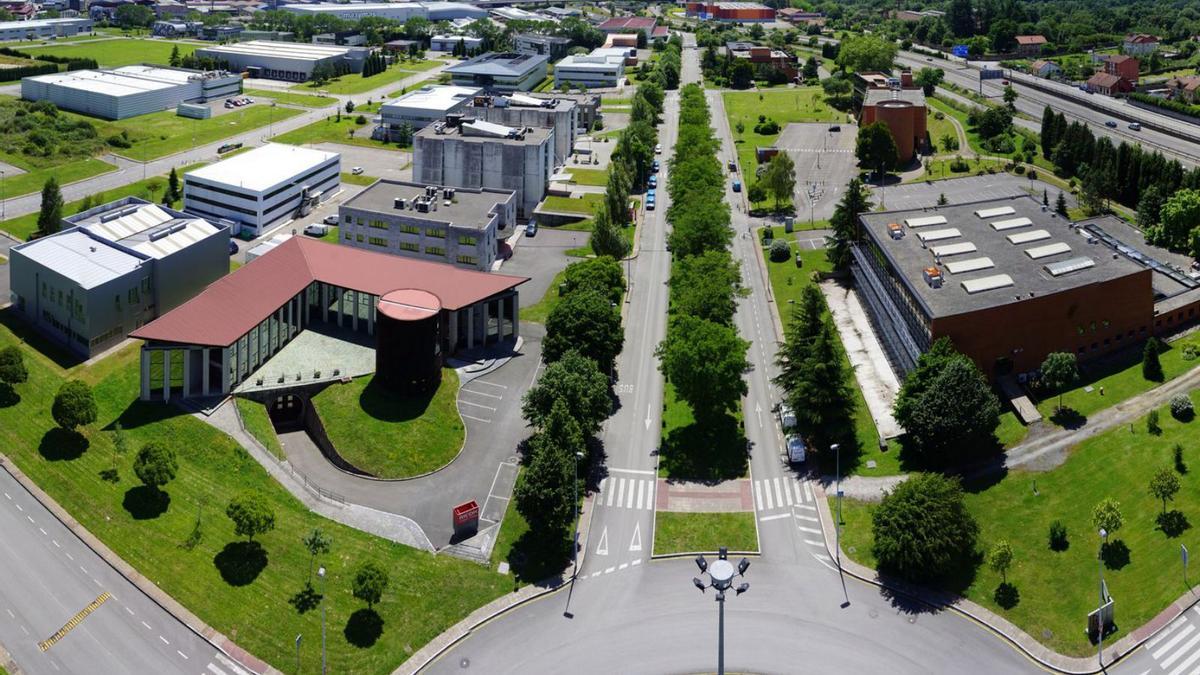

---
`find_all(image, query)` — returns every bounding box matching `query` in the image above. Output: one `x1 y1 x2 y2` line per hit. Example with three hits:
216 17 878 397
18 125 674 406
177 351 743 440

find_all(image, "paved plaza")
233 324 375 394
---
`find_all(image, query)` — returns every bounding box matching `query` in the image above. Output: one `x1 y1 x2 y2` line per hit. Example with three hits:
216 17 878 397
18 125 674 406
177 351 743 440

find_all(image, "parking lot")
312 142 413 182
502 228 590 309
775 123 859 221
871 173 1062 211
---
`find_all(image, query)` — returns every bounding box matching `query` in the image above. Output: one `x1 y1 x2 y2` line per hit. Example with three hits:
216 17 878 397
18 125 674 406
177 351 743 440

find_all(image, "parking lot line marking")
26 515 33 523
461 389 502 399
458 400 496 411
14 504 21 511
39 528 47 536
159 635 169 645
460 413 491 423
470 379 507 389
52 540 60 547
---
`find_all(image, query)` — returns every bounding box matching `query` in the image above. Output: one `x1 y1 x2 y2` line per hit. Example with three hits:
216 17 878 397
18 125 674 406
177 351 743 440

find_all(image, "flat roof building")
598 16 657 37
853 195 1154 380
280 1 485 21
193 40 369 82
130 236 527 401
7 198 230 358
378 84 481 140
431 34 483 52
861 86 927 162
554 48 627 88
466 92 579 165
445 52 551 92
414 118 553 219
0 17 92 41
21 65 242 120
339 180 516 271
685 2 775 22
515 33 573 61
184 144 341 236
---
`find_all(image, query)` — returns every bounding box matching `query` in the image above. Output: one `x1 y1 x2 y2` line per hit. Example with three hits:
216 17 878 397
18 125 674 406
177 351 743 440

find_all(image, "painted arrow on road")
645 403 652 430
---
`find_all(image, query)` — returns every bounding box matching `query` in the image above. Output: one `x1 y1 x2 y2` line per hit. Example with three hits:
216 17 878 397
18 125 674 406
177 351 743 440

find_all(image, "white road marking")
764 481 774 510
141 621 151 630
636 480 645 510
470 379 507 389
646 479 655 510
159 635 169 645
629 523 642 552
591 571 601 578
607 467 655 476
804 538 825 546
803 481 813 502
79 566 87 575
177 650 189 660
14 504 21 511
796 515 820 523
759 513 790 522
606 480 616 507
124 606 134 615
773 478 783 507
1153 624 1196 658
616 478 626 508
795 504 817 511
52 539 60 547
1167 641 1200 675
618 563 628 570
65 552 73 561
783 481 794 507
207 664 229 675
604 567 615 574
754 480 763 511
797 526 822 534
3 493 8 500
810 553 839 572
595 527 609 556
814 553 831 561
19 625 27 636
793 481 804 504
458 400 496 411
632 558 642 566
39 528 46 536
1160 633 1200 667
26 515 33 524
4 609 12 618
460 413 491 423
460 389 502 399
625 481 635 509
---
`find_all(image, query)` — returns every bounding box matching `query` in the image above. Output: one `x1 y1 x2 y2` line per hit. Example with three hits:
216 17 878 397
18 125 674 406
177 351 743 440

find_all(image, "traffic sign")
952 45 969 58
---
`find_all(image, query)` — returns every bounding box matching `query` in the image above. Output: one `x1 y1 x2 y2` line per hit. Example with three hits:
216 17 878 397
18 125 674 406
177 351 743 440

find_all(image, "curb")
0 640 21 675
0 456 277 675
650 550 760 561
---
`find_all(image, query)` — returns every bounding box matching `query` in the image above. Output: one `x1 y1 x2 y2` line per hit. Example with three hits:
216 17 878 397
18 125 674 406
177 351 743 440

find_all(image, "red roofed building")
131 236 527 401
685 2 775 22
1167 74 1200 103
1086 72 1132 96
1014 34 1047 57
597 16 658 38
1124 33 1160 56
1102 54 1139 84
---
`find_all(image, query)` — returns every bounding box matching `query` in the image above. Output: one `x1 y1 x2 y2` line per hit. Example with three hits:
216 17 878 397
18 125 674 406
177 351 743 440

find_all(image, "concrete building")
414 118 553 219
1029 59 1062 78
339 180 516 271
151 20 202 38
553 49 626 88
131 236 526 401
852 195 1154 380
445 52 550 92
725 41 797 80
21 65 241 120
684 2 776 22
193 40 368 82
431 34 483 52
514 33 572 61
598 16 657 37
0 17 91 41
1124 33 1160 56
183 144 341 236
1102 54 1139 84
778 8 825 25
1167 74 1200 103
313 30 366 47
378 84 481 140
280 0 485 20
1086 72 1132 96
1014 35 1047 57
466 92 579 165
7 198 230 358
858 72 927 162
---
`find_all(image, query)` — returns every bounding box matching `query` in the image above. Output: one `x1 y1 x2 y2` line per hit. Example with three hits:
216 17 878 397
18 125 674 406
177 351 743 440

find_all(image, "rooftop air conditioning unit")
394 198 406 209
923 266 943 288
887 222 903 240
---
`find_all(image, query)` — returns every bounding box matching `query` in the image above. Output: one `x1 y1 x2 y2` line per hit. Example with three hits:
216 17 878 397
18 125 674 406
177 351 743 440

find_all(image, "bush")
1149 409 1162 435
753 118 780 135
1171 394 1195 421
1027 170 1038 181
768 239 791 262
1014 165 1026 175
871 473 979 582
355 114 367 125
106 132 132 149
761 225 774 243
1048 520 1068 551
949 156 970 173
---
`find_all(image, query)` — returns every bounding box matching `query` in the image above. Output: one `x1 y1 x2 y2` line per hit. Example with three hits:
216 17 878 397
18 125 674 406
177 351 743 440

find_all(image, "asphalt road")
0 469 240 675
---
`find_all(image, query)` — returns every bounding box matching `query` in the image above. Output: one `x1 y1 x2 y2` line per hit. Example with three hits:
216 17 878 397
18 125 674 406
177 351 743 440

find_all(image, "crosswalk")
1144 606 1200 674
753 476 813 514
205 652 253 675
597 476 656 511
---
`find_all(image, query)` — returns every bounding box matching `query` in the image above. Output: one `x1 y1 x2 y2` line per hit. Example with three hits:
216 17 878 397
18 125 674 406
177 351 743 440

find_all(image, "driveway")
311 142 413 182
503 228 590 310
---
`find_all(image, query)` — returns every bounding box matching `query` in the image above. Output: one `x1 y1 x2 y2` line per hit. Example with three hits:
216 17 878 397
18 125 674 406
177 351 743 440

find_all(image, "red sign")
453 500 480 528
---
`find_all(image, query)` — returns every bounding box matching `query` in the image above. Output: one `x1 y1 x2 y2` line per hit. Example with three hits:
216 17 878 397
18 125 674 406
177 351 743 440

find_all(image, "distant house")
1166 75 1200 103
597 16 657 38
725 41 798 80
778 8 826 25
1086 72 1132 96
1102 54 1139 85
1014 35 1047 57
1028 59 1062 79
1124 33 1160 56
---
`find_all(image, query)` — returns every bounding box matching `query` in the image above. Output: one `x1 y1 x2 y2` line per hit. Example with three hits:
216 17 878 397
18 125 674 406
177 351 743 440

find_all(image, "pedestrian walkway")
654 479 752 512
205 652 254 675
1144 606 1200 674
753 475 812 515
597 475 656 511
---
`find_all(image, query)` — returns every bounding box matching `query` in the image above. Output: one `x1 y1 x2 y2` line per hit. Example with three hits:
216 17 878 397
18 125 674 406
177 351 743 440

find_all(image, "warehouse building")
466 93 579 165
685 2 776 22
193 40 368 81
184 144 341 236
852 195 1155 381
7 198 230 358
597 16 658 38
514 33 572 61
414 118 552 219
431 34 483 52
0 17 92 41
21 65 242 120
445 52 551 92
130 236 526 401
553 48 627 88
339 180 516 271
378 84 481 140
280 2 486 21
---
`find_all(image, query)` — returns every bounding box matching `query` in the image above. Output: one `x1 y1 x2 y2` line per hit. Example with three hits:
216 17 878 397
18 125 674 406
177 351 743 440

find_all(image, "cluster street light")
318 565 328 675
692 547 750 675
1097 528 1108 667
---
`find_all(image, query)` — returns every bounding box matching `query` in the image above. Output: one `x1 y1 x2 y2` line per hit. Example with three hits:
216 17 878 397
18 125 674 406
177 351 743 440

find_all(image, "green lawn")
724 88 843 189
906 157 1008 184
541 193 604 217
272 106 401 152
20 38 197 67
294 61 441 96
928 96 1053 173
0 315 509 674
234 398 284 459
243 89 337 109
840 389 1200 656
0 158 116 204
491 468 574 585
388 78 438 97
565 168 610 186
309 370 464 479
112 105 303 161
925 108 959 154
658 383 747 480
521 267 568 325
653 511 758 555
340 172 378 186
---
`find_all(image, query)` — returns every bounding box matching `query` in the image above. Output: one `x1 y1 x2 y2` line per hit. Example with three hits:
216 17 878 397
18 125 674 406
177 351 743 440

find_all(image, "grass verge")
243 89 336 109
658 383 747 480
724 88 843 190
20 38 197 67
653 511 758 555
293 62 441 96
233 398 283 459
272 105 401 152
115 105 303 161
0 158 115 205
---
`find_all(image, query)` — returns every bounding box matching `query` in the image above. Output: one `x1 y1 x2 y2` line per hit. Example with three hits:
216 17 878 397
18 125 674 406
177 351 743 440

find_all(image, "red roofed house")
1167 75 1200 103
1102 54 1139 85
598 16 658 38
1124 33 1160 56
131 236 527 401
1014 35 1047 57
1086 72 1132 96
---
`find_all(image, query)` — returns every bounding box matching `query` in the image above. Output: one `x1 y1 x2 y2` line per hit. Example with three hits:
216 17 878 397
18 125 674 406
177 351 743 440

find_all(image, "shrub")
761 225 774 243
871 473 979 582
1171 394 1194 421
753 118 780 135
355 114 367 125
1014 165 1026 175
1149 409 1162 435
106 132 132 149
1048 520 1068 551
768 238 791 262
1027 170 1038 181
949 156 970 172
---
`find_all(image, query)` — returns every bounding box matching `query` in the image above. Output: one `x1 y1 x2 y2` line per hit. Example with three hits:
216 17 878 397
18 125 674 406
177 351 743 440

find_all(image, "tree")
168 45 181 68
1151 188 1200 252
774 285 826 397
988 540 1014 583
1039 352 1079 411
37 177 64 235
1055 192 1068 217
825 178 871 269
668 250 742 325
802 56 819 81
133 442 178 491
856 122 900 177
1137 185 1166 229
762 151 796 210
345 100 356 114
914 67 944 96
589 202 630 259
114 3 154 28
52 380 96 432
225 491 276 541
835 35 899 73
1144 337 1164 382
165 167 180 205
821 73 852 107
947 0 975 37
561 256 624 306
302 527 332 581
522 350 610 435
656 315 749 418
792 320 854 448
351 562 389 609
0 346 28 387
1150 468 1181 515
937 193 949 206
871 473 979 582
729 59 754 89
542 290 623 374
1002 84 1018 110
895 354 1001 465
1092 498 1124 536
514 399 581 537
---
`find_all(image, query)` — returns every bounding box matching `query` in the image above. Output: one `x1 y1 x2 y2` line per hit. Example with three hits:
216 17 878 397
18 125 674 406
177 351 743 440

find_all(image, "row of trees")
360 51 390 79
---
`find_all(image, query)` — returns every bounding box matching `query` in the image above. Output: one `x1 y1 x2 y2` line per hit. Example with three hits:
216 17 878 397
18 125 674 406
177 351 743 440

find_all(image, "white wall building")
0 17 91 41
193 40 368 81
378 84 481 140
184 144 341 236
280 2 486 21
21 65 241 120
553 48 627 88
431 34 483 52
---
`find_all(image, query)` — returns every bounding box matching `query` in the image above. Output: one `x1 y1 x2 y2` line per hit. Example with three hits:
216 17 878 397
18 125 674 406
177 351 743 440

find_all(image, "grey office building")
445 52 551 92
193 40 369 81
339 180 516 271
467 93 578 165
7 198 230 358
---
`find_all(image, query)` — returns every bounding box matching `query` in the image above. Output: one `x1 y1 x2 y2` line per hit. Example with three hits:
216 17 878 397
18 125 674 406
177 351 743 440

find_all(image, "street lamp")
571 449 585 579
833 443 842 526
318 566 327 675
692 547 750 675
1097 528 1108 667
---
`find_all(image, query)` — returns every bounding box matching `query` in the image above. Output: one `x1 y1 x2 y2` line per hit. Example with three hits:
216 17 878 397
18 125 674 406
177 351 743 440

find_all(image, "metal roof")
72 201 221 260
197 40 354 61
943 257 994 274
383 85 480 114
1006 229 1050 244
961 274 1015 294
446 52 550 77
1025 241 1072 259
975 206 1016 218
185 144 339 194
990 217 1032 231
15 230 143 290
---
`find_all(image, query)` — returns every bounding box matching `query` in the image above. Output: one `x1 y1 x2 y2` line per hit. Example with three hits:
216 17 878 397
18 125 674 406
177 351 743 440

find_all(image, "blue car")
732 180 742 192
648 175 657 188
652 160 660 172
647 188 656 198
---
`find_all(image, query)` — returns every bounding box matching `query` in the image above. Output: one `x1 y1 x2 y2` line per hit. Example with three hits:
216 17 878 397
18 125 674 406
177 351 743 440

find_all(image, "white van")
786 435 807 464
779 403 797 431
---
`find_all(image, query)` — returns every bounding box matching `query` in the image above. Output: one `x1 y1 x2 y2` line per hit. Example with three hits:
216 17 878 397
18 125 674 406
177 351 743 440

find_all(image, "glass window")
399 241 419 252
369 236 388 247
459 235 477 246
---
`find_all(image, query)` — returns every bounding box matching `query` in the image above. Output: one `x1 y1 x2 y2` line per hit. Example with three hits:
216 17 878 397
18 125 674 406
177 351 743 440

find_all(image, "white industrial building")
0 17 92 42
378 84 480 140
339 180 517 271
184 144 341 236
553 48 628 88
445 52 551 92
413 118 553 219
466 93 579 165
193 40 368 82
431 34 483 52
21 65 242 120
280 2 486 21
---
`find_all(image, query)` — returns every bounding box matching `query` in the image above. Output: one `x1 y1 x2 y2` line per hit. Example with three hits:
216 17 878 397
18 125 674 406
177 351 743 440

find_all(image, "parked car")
655 143 662 154
1128 122 1142 131
727 159 737 171
227 240 239 256
786 435 807 464
779 403 797 431
829 125 841 132
1105 120 1117 128
525 222 538 236
732 180 742 192
351 166 364 175
647 188 656 198
323 214 339 225
1001 79 1009 85
652 159 660 172
303 223 329 236
648 175 657 188
647 196 656 210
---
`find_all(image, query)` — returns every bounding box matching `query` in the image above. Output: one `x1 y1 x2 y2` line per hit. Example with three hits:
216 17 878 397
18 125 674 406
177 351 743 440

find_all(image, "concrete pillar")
352 290 359 332
162 349 171 403
304 287 311 325
511 293 520 339
140 350 151 401
182 349 191 398
322 283 329 324
220 347 231 395
482 301 491 345
202 347 211 396
335 286 342 328
367 294 374 336
467 306 475 350
448 311 459 353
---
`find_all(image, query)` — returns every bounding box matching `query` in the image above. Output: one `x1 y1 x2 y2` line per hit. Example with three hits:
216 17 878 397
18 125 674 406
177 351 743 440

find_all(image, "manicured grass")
928 96 1054 173
0 158 116 204
839 390 1200 656
388 78 438 97
724 88 843 188
565 167 610 186
521 266 568 325
21 38 197 67
272 105 401 152
0 314 509 674
924 108 959 153
658 383 748 481
0 163 200 241
541 193 604 216
565 221 636 259
294 61 441 96
113 105 303 161
243 89 337 109
653 511 758 555
491 468 573 585
310 370 464 479
234 398 284 460
340 172 378 186
906 157 1008 184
